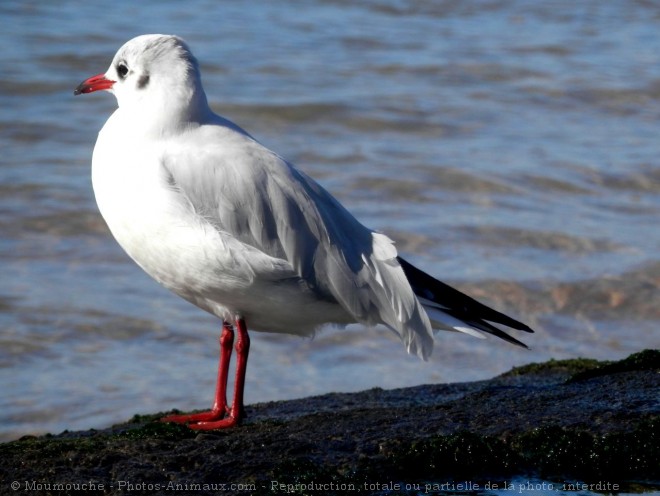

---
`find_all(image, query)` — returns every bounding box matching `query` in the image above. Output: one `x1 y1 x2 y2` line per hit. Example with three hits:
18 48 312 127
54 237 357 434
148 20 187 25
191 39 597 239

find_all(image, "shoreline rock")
1 350 657 495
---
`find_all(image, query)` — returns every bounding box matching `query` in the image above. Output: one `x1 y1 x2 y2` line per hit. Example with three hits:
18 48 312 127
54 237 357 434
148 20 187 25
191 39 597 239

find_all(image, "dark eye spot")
137 74 150 89
117 63 129 79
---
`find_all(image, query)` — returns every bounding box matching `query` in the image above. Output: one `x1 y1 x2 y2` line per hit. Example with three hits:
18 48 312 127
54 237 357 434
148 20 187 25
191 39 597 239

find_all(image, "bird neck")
119 86 213 137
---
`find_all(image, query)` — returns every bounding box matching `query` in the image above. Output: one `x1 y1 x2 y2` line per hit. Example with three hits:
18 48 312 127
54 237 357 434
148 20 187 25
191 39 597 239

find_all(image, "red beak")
74 73 116 95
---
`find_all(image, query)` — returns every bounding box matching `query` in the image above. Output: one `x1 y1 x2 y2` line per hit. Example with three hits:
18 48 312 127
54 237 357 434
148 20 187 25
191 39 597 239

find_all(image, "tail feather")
398 257 533 348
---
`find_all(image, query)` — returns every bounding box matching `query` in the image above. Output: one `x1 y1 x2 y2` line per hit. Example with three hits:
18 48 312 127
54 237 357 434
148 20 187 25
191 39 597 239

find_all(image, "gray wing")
162 123 434 358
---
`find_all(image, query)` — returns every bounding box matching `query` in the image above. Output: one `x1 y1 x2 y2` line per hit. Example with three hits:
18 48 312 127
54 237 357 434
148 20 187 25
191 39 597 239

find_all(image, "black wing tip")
478 305 535 335
479 321 531 349
398 256 536 340
512 336 531 350
503 320 535 334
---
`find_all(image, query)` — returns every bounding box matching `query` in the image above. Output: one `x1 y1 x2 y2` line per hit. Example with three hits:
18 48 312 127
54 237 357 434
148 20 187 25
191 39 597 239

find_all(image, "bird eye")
117 63 129 78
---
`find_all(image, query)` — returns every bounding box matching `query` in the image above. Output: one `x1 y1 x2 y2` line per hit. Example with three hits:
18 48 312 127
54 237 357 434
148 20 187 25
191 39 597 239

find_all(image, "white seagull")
74 34 533 430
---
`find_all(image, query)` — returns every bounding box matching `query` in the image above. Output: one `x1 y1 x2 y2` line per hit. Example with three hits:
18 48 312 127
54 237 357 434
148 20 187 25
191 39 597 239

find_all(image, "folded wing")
162 123 435 358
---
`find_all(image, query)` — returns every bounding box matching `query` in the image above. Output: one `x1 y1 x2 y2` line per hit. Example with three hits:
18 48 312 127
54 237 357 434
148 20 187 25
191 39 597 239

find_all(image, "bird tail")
398 257 534 348
360 234 435 360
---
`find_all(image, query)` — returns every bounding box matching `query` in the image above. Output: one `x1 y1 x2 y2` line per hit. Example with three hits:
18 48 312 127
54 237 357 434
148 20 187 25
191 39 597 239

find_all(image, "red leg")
160 321 234 424
189 317 250 430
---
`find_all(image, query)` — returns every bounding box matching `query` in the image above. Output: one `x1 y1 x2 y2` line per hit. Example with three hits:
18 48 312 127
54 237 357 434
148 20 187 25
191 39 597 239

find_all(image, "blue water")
0 1 658 471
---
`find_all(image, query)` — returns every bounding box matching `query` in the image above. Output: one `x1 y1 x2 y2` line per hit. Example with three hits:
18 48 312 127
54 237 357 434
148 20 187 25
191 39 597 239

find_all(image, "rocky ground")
1 349 657 495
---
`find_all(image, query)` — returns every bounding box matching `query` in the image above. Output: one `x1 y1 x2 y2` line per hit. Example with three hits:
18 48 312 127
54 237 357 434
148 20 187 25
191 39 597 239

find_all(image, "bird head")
75 34 210 125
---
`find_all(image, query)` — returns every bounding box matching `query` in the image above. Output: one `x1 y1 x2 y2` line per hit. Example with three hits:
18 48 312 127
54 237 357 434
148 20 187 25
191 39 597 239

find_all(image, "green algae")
1 350 657 494
512 418 659 479
502 349 659 382
258 419 659 493
379 420 657 480
116 419 195 441
502 357 605 377
567 348 659 383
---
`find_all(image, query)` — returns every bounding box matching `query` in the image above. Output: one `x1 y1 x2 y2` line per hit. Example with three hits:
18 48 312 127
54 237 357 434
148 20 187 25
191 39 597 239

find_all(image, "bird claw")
160 407 229 426
187 416 240 430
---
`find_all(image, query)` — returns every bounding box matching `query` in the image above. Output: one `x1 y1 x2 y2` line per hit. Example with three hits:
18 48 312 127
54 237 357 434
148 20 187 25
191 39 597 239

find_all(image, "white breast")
90 111 352 335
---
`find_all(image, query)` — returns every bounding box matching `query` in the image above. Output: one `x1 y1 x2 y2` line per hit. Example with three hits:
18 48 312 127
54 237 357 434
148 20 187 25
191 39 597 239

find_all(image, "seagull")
74 34 533 430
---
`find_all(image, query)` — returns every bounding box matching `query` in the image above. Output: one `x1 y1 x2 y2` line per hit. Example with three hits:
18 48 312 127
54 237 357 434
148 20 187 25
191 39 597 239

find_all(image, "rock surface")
1 350 657 495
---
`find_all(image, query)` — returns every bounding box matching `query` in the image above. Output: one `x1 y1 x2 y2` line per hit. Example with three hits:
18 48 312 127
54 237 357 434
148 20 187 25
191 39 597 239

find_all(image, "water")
1 0 658 458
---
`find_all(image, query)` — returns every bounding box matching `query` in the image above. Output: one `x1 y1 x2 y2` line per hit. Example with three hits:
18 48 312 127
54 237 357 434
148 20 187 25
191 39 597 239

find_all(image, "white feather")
90 34 436 359
419 298 488 339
